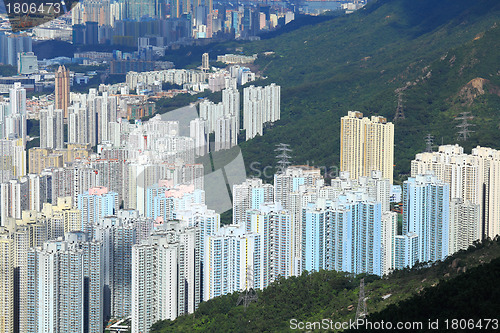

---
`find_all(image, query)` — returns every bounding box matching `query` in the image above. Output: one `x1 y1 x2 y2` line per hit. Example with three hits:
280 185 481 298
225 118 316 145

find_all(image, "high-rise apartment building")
28 144 92 175
40 107 64 149
7 82 27 146
243 84 281 140
27 240 84 332
403 174 450 263
189 118 209 156
199 99 225 133
126 0 162 21
203 224 260 301
274 166 322 265
94 91 118 144
94 215 137 321
175 203 220 301
0 228 14 333
0 33 32 66
1 177 29 222
131 219 200 332
41 197 82 240
9 82 26 115
215 115 238 151
55 65 70 118
78 186 118 235
246 202 292 287
232 178 274 224
381 211 397 275
17 52 38 75
471 146 500 239
65 232 104 333
11 211 47 332
302 193 383 276
394 232 419 270
68 102 97 146
411 145 481 206
202 52 210 71
449 198 481 253
222 87 240 128
340 111 394 183
0 138 26 182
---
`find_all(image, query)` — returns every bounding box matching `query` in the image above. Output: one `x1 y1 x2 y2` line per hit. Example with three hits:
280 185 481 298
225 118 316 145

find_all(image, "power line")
393 91 406 121
275 143 292 174
355 278 368 320
424 133 436 153
236 265 258 310
455 112 475 141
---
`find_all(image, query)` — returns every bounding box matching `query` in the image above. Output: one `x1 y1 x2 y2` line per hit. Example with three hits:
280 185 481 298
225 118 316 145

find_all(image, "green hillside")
353 256 500 332
235 0 500 182
151 238 500 332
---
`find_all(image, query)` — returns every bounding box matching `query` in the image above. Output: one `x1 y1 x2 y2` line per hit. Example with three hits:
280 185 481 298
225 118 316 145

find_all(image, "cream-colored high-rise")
411 145 500 240
340 111 394 183
0 228 13 333
471 146 500 239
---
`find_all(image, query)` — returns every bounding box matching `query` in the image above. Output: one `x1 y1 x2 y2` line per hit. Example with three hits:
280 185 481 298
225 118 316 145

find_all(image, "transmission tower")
275 143 292 174
236 265 258 309
455 112 475 141
355 278 368 320
393 92 406 121
424 133 435 153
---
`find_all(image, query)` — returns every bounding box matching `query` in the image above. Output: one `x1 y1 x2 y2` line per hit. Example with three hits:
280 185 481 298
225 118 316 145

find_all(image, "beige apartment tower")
0 228 14 333
55 65 70 118
340 111 394 183
202 52 210 71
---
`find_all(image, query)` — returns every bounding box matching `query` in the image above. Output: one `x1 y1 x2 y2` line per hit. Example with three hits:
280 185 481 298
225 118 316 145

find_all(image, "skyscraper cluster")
70 0 291 43
243 84 281 140
0 33 33 67
196 83 281 151
0 83 28 148
126 68 208 92
412 145 500 241
68 89 118 146
0 67 499 333
198 87 240 151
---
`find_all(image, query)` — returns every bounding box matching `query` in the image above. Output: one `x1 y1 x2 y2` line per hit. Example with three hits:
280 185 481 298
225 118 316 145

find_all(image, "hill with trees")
231 0 500 183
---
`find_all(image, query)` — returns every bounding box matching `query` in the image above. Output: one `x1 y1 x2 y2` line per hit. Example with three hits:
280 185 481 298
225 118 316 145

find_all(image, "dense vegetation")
0 64 16 76
357 257 500 332
151 238 500 332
